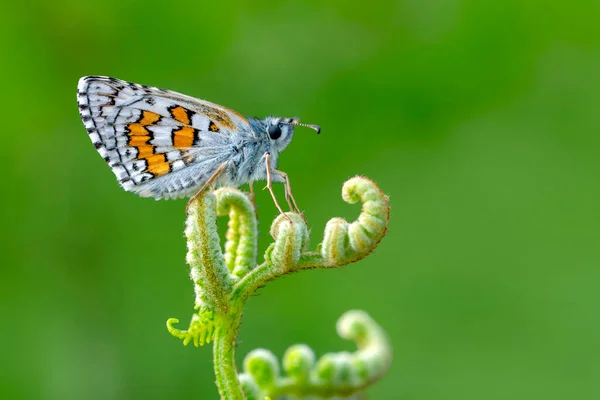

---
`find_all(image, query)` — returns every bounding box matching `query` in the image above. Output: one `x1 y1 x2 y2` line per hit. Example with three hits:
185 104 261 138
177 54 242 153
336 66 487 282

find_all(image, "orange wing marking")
126 111 171 177
168 106 198 149
173 126 196 148
170 106 191 125
208 121 219 132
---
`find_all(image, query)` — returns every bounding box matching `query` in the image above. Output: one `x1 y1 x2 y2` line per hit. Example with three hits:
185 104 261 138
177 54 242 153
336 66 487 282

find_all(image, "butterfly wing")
77 76 252 199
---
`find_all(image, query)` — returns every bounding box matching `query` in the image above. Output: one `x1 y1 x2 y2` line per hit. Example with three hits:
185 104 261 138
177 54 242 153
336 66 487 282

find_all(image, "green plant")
167 176 392 399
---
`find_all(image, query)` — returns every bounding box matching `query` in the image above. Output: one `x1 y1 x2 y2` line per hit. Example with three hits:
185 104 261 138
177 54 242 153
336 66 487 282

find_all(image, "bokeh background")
2 0 600 399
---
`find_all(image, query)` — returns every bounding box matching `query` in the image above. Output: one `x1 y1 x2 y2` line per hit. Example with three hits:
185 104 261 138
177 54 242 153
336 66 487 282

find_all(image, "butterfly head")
256 116 320 153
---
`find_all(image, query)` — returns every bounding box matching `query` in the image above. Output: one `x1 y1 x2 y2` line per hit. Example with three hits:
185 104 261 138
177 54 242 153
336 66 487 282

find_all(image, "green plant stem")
169 178 392 399
213 312 244 400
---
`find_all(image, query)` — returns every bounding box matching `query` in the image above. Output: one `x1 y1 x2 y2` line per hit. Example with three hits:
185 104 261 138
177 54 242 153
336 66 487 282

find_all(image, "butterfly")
77 76 320 214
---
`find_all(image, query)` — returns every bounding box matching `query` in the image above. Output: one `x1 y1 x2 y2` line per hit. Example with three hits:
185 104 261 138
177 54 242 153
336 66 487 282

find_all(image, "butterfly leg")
248 182 258 216
186 162 228 214
248 182 256 205
264 152 291 220
272 169 302 214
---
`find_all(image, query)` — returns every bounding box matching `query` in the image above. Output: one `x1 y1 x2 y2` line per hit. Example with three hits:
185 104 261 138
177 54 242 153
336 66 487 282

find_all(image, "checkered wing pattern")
77 76 251 199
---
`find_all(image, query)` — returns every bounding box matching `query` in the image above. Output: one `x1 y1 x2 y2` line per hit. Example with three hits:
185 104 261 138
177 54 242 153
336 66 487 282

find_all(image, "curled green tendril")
283 344 315 381
267 213 309 273
215 188 258 279
320 176 389 266
239 310 391 399
185 192 232 313
167 176 392 399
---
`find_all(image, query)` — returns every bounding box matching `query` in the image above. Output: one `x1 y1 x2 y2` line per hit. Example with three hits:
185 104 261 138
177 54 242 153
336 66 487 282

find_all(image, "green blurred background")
2 0 600 399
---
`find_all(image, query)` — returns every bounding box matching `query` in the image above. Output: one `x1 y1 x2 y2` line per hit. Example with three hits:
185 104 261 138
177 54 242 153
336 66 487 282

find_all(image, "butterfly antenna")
292 121 321 134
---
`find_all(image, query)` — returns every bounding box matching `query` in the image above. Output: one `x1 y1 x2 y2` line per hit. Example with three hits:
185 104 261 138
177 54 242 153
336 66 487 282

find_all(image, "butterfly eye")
267 124 282 140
